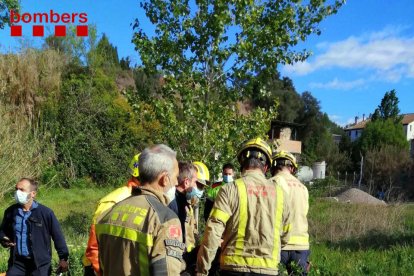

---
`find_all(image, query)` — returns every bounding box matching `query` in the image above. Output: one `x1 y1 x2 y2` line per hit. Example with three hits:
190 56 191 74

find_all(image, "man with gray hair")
96 144 184 275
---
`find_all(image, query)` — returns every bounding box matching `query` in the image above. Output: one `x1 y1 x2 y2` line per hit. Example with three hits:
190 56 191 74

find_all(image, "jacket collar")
139 186 170 206
242 169 266 177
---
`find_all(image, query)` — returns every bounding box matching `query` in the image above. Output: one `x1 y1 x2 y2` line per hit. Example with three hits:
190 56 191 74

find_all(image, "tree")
364 145 411 200
251 73 302 122
0 0 19 29
131 0 344 171
133 0 344 96
371 89 401 122
358 119 408 153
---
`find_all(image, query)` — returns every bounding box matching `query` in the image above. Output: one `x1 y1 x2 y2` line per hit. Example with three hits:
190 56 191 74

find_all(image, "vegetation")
350 90 412 200
2 189 414 275
0 0 19 29
1 1 413 273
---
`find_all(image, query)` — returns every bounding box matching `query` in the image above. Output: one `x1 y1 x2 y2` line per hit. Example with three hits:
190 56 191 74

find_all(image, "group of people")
0 137 310 276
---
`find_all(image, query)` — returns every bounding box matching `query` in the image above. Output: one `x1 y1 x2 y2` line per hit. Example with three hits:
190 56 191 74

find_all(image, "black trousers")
7 256 51 276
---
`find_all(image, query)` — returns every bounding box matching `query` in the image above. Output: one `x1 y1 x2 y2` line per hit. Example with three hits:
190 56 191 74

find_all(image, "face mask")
165 185 176 203
223 175 233 183
164 175 176 203
15 190 31 205
186 186 204 200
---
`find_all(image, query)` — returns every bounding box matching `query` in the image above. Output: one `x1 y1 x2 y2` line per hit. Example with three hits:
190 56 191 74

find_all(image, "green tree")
127 76 276 176
133 0 343 95
358 90 407 153
131 0 343 171
0 0 19 29
250 73 302 122
371 89 401 122
358 119 408 153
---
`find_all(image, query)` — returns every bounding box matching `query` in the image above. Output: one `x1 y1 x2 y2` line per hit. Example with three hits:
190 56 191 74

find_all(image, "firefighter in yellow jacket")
96 144 184 275
270 151 310 275
83 153 141 275
196 138 291 276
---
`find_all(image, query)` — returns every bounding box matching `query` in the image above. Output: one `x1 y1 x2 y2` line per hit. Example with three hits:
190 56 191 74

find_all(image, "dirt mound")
335 188 386 205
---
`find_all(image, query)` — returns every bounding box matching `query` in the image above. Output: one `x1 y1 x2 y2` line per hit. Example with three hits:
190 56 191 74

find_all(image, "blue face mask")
223 175 233 183
186 186 203 200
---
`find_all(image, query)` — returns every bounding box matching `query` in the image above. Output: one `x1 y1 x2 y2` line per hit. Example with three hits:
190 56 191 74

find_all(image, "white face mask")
164 175 177 203
165 185 176 203
15 190 31 205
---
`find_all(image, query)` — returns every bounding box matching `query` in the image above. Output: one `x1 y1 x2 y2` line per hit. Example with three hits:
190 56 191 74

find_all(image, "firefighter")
169 161 209 275
191 161 210 230
270 151 310 276
196 138 291 276
96 144 184 275
82 153 142 275
204 163 235 222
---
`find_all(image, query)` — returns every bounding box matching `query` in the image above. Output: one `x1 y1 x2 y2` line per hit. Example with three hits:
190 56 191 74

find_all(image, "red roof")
402 113 414 124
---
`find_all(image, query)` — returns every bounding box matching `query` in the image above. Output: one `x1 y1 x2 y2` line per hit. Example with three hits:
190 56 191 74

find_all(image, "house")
268 120 303 154
344 113 414 156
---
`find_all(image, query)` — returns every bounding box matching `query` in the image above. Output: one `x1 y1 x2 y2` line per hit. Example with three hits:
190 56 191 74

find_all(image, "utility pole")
358 152 364 189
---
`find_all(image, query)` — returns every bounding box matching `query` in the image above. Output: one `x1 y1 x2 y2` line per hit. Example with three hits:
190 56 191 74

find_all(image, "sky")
1 0 413 127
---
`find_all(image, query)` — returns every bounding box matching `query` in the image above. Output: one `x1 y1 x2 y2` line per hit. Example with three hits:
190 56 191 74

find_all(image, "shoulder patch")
168 225 182 239
166 249 183 260
165 239 185 250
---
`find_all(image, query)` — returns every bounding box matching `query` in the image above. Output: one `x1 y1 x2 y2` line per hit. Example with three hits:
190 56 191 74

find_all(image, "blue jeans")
281 250 310 276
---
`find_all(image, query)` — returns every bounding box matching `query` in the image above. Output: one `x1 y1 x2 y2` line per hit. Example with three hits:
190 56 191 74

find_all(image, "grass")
1 188 414 275
0 187 112 274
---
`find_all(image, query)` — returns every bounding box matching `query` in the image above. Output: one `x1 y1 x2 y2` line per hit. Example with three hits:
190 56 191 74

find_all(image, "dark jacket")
0 202 69 268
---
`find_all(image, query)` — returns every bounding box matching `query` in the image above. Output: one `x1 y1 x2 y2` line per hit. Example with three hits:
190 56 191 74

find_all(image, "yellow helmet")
129 153 141 177
192 161 210 186
237 137 272 166
272 151 298 170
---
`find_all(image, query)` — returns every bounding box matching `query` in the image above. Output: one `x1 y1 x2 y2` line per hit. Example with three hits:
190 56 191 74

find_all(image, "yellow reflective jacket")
197 170 291 275
83 180 137 274
270 171 309 250
96 186 184 276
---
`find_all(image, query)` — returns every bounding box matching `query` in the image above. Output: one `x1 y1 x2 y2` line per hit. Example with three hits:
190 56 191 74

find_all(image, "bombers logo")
9 9 88 37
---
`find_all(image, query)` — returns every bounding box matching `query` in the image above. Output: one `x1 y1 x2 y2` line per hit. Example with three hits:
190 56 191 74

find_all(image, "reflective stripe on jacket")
197 170 291 275
270 171 309 250
96 186 184 276
83 182 135 274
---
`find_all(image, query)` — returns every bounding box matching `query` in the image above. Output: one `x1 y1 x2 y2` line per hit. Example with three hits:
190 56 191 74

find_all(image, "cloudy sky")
281 0 414 126
1 0 413 126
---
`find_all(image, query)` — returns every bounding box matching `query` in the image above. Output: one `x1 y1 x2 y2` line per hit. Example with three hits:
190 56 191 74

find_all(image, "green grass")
0 187 112 274
2 188 414 275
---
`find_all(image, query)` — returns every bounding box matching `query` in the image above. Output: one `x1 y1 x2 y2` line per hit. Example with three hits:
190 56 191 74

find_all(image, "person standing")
204 163 235 222
197 138 291 276
82 153 142 275
96 144 184 275
0 178 69 276
171 162 208 274
270 151 310 276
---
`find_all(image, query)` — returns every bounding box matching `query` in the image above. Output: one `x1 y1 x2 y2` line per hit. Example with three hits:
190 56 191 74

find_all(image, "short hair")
19 178 38 192
222 163 234 171
240 153 266 172
138 144 177 184
178 162 197 184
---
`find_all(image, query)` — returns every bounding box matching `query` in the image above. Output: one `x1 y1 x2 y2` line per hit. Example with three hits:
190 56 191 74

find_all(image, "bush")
0 105 54 199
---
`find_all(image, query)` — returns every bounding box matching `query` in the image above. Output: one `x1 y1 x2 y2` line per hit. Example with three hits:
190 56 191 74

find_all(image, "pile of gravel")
334 188 386 205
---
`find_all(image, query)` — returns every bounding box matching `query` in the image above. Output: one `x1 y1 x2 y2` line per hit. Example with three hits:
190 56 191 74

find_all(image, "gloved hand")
56 259 69 274
0 236 15 248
